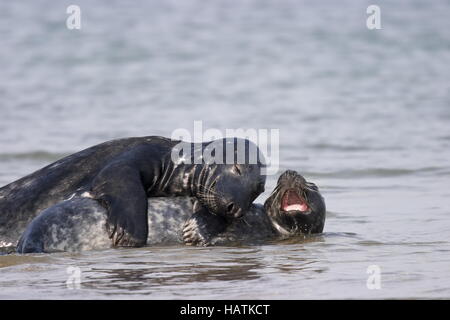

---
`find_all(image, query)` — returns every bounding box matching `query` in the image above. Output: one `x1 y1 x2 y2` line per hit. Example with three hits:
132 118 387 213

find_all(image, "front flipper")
182 201 228 246
92 162 148 247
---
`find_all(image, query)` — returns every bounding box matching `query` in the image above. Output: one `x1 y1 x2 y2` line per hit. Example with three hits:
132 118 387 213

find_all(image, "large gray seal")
0 136 266 247
16 170 326 253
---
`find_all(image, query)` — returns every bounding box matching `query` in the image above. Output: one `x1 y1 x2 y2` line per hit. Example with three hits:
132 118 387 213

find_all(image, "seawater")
0 0 449 299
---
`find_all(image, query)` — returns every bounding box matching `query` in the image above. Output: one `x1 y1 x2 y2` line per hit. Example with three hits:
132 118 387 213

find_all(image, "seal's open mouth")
281 189 309 212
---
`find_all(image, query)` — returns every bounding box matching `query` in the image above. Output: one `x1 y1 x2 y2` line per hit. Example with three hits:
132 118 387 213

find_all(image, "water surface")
0 0 449 299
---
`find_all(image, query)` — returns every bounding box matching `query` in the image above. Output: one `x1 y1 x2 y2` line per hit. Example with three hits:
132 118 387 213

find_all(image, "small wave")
306 143 398 152
0 253 51 267
325 211 340 218
322 232 359 238
324 210 357 218
305 167 444 179
356 240 449 247
356 240 385 246
438 135 450 141
0 151 69 162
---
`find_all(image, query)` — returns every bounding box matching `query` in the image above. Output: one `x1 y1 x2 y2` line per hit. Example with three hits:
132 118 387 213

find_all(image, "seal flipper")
91 163 148 247
182 200 228 246
17 228 44 253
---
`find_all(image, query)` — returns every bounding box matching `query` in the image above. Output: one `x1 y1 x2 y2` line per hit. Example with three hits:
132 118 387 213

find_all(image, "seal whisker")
197 184 220 197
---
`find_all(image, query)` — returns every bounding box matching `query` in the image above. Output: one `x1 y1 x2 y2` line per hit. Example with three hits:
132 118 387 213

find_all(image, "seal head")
264 170 326 235
198 163 265 219
181 137 266 220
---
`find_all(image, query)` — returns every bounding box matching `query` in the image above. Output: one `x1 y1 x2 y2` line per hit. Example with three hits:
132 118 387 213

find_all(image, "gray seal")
0 136 265 247
16 170 325 253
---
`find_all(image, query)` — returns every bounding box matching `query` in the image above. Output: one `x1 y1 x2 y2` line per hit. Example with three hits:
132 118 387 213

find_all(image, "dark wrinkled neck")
155 164 190 197
151 149 206 197
150 141 222 198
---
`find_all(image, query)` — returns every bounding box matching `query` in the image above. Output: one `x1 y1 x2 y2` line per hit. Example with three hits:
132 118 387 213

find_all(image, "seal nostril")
227 203 235 213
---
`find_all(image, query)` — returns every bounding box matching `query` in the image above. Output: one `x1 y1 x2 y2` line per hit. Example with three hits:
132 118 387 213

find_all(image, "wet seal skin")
190 170 326 245
16 170 325 253
0 136 265 247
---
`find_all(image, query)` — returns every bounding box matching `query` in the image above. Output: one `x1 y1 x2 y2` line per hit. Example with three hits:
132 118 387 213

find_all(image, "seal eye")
232 165 242 176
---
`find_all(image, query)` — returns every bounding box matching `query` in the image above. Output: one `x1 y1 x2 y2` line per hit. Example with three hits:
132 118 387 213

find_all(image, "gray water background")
0 0 449 299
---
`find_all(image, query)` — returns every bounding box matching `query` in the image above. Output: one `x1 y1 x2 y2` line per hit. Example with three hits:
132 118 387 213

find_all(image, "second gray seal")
17 170 326 253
